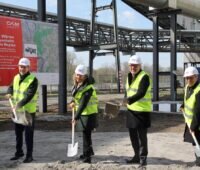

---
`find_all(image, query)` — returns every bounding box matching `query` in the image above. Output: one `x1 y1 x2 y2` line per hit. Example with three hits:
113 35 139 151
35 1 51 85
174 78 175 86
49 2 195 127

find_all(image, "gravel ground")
1 94 197 170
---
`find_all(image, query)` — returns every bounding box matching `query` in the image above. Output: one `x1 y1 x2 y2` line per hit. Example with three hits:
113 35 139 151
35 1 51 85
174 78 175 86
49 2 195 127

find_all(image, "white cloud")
122 11 135 21
122 10 135 19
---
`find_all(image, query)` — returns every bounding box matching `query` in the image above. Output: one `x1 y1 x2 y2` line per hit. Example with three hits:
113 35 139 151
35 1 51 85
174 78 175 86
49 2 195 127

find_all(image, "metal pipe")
58 0 67 113
37 0 47 113
89 0 96 76
126 0 200 19
169 0 200 19
126 0 167 8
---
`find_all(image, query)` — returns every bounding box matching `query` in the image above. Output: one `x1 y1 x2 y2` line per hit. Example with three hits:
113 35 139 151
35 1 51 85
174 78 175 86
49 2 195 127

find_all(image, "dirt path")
1 95 196 170
0 130 199 170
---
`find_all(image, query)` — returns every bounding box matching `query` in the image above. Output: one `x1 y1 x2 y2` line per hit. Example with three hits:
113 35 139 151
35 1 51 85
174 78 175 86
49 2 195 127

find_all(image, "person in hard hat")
124 55 152 167
5 58 38 163
69 64 98 163
180 66 200 166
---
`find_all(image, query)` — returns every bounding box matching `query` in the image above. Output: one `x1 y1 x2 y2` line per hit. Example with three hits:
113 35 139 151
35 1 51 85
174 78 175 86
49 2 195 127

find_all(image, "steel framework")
1 2 200 53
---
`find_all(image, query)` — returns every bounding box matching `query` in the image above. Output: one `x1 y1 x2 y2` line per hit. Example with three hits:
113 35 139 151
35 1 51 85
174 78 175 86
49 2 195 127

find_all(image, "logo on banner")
6 21 20 28
24 44 38 72
24 44 37 57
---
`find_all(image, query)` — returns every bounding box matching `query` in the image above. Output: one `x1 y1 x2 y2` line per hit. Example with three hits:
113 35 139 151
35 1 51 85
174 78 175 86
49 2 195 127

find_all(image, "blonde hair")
73 73 87 86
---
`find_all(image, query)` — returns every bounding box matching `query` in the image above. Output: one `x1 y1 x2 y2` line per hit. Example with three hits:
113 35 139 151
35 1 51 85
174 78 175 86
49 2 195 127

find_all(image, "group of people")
5 55 200 166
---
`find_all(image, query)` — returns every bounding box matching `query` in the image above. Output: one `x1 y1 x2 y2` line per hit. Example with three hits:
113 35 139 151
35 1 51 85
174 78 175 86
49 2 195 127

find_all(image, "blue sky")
0 0 183 69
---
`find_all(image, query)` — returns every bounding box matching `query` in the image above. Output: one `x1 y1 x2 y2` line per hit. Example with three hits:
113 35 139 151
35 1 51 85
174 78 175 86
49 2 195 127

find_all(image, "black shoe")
126 156 140 164
195 160 200 166
80 149 94 159
90 148 94 156
79 154 86 159
10 153 24 160
195 154 200 166
23 157 33 163
83 157 91 163
140 157 147 166
196 162 200 167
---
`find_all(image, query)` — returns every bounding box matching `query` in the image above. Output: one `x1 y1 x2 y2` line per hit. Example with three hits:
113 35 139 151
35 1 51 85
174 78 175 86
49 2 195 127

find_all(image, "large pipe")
125 0 200 19
169 0 200 19
125 0 167 9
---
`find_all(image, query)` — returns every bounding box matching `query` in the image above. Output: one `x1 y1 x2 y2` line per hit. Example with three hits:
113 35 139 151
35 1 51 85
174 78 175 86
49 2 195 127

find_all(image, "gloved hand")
179 107 184 112
122 98 127 106
69 102 75 109
5 94 12 99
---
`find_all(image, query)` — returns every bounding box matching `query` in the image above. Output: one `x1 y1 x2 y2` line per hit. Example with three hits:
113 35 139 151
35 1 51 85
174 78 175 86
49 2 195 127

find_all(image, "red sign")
0 16 23 86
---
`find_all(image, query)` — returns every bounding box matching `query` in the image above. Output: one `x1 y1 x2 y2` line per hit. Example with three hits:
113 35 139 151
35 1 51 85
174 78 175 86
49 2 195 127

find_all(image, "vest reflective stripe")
184 84 200 128
74 84 98 115
126 71 152 112
183 111 193 120
13 74 38 113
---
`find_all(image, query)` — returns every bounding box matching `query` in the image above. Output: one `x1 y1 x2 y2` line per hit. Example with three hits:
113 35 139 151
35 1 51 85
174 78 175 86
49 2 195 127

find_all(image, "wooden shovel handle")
9 98 18 120
72 108 75 145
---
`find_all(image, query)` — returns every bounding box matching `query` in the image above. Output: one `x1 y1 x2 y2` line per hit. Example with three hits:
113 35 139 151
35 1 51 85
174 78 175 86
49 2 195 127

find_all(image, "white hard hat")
18 58 30 66
75 64 87 75
128 55 141 64
183 66 199 77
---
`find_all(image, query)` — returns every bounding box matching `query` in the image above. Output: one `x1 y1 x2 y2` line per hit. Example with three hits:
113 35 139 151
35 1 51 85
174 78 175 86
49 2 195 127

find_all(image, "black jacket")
125 70 151 129
71 76 98 131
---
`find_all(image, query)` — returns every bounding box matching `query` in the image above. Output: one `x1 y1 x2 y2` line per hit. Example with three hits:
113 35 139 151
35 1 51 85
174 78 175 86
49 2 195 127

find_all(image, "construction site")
1 0 200 169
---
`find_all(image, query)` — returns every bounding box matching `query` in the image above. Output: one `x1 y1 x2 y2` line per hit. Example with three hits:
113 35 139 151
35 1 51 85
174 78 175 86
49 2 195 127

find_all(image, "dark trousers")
15 114 35 157
129 128 148 158
82 129 93 157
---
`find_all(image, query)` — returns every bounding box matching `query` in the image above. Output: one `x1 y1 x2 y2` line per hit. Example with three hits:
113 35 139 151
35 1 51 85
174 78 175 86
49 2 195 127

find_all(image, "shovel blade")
195 147 200 157
11 112 30 126
12 117 28 126
67 142 78 157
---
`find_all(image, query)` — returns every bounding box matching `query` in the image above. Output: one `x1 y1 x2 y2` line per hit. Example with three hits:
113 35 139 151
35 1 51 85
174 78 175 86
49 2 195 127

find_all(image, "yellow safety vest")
13 74 38 113
184 84 200 129
74 84 98 115
126 70 152 112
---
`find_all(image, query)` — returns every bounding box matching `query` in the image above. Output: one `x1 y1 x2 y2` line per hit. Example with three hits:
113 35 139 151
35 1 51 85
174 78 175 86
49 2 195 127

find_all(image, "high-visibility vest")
126 70 152 112
13 74 38 113
184 84 200 129
74 84 98 115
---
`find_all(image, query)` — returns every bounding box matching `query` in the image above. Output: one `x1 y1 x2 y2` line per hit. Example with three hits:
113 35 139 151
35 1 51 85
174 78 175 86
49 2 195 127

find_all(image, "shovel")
104 101 121 119
67 108 78 157
190 129 200 157
183 111 200 157
9 98 18 122
9 98 29 125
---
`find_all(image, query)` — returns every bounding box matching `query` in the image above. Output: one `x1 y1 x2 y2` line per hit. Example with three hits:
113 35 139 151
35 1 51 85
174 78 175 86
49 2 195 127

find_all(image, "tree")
67 51 77 87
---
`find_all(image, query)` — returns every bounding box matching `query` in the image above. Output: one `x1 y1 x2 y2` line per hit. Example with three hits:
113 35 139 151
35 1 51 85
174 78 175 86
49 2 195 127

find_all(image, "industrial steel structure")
0 2 200 53
1 1 200 112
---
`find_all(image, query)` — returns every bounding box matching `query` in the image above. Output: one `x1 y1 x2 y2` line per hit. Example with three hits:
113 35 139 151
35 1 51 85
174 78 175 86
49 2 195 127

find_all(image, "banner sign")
0 16 23 86
0 16 58 86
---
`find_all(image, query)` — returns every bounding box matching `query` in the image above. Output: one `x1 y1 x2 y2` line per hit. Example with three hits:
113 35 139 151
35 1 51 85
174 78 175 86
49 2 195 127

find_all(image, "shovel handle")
183 112 200 149
72 108 75 146
9 98 14 108
191 131 200 149
9 98 18 121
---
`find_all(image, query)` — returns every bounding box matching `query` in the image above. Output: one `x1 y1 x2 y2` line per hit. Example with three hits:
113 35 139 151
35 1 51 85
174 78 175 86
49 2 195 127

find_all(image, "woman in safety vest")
180 66 200 166
69 64 98 163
